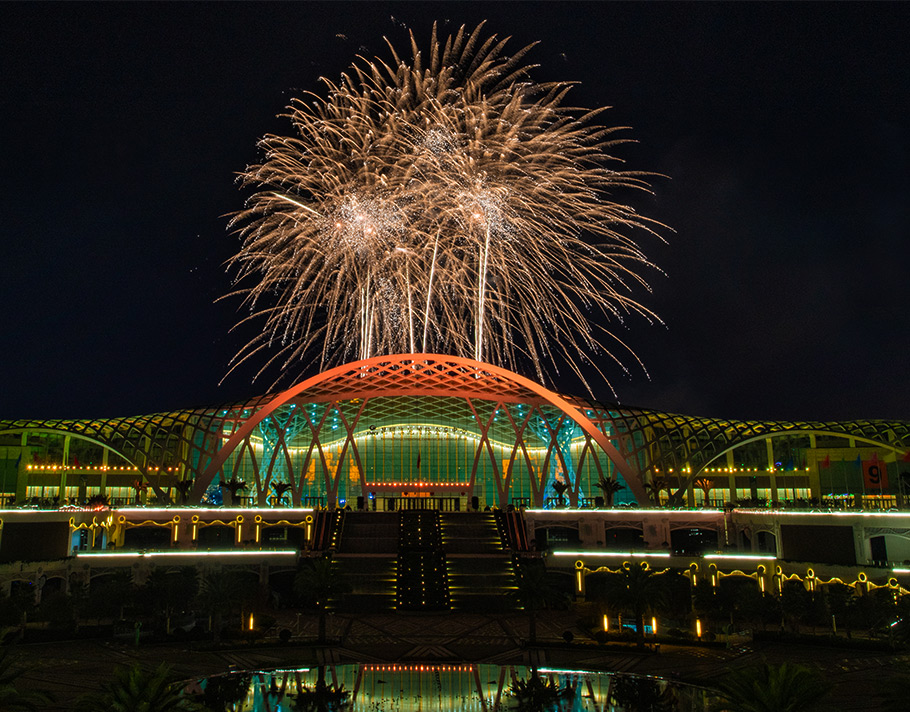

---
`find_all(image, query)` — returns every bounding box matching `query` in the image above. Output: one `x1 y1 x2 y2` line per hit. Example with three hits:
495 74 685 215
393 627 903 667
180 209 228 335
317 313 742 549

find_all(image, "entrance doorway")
378 495 464 512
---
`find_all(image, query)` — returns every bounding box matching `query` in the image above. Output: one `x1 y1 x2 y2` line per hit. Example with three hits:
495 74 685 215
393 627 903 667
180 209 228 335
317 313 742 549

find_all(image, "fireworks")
226 22 664 392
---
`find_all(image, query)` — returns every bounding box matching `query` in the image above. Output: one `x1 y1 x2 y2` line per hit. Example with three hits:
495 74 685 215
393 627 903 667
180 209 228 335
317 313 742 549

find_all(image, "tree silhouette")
130 479 148 506
199 673 252 712
611 675 677 712
196 569 257 643
272 482 293 507
138 567 198 635
644 478 668 507
509 560 568 645
86 493 110 509
594 476 625 508
550 478 569 507
74 662 201 712
708 662 827 712
294 556 350 644
693 478 714 506
293 679 350 712
508 672 573 712
0 649 53 711
174 479 195 505
218 478 247 507
597 561 669 647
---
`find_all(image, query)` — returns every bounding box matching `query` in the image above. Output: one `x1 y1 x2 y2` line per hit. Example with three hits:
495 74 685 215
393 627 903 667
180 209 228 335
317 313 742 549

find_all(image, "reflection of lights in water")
193 663 709 711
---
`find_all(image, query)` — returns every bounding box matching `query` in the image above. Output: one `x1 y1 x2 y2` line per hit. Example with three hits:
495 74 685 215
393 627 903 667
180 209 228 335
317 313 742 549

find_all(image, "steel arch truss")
4 355 908 509
194 354 647 506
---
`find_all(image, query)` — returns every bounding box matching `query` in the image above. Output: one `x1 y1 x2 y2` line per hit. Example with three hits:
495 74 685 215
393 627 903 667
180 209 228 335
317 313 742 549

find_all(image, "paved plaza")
9 610 909 710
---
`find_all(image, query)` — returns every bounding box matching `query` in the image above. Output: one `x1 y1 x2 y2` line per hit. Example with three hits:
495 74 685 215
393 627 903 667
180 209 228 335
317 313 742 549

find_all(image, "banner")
863 459 888 490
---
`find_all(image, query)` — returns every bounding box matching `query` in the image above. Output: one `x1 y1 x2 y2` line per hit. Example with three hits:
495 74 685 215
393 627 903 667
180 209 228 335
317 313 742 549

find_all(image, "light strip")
735 510 910 518
704 554 776 561
115 507 314 514
893 568 910 574
76 549 298 558
552 550 671 558
525 509 723 515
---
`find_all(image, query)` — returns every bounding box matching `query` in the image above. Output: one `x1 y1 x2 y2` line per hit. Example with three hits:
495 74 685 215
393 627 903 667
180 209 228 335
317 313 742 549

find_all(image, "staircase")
397 509 449 610
329 508 529 614
333 512 398 612
442 512 516 612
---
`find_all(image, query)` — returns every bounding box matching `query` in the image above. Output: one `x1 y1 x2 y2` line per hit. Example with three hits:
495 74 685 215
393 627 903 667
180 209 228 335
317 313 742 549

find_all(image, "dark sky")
1 3 908 422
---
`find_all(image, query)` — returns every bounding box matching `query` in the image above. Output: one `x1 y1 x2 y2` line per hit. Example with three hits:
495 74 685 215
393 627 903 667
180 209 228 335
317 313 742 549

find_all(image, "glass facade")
1 355 908 510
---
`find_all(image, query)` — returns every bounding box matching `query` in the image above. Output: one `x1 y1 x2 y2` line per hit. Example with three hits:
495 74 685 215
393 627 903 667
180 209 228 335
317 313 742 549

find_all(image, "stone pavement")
8 611 908 710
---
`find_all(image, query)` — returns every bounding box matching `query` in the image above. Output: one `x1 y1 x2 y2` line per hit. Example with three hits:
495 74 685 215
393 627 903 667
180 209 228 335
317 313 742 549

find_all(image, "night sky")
1 3 908 422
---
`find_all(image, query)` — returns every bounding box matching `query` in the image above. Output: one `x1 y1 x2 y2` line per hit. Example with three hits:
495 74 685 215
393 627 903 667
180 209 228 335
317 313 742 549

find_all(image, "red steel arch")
195 354 648 506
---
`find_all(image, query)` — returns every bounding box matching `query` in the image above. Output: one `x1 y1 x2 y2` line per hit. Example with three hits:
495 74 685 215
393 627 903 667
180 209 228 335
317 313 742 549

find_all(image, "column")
58 435 71 502
15 433 29 502
766 439 776 501
100 449 109 496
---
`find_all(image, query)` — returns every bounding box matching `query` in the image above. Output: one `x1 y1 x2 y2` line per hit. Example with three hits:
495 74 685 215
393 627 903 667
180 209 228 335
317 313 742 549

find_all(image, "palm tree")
508 672 572 712
294 556 350 644
196 570 256 643
644 478 668 507
594 476 625 508
708 662 827 712
174 479 195 505
272 482 293 507
551 478 569 507
293 679 350 712
130 479 148 505
199 673 252 712
693 478 714 507
509 560 567 645
598 561 669 647
139 567 198 635
611 675 676 712
86 492 110 510
0 649 53 711
218 478 247 506
75 662 201 712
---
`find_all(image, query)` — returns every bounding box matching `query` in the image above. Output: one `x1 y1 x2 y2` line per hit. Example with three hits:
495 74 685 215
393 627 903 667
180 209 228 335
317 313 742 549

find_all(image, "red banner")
863 460 889 490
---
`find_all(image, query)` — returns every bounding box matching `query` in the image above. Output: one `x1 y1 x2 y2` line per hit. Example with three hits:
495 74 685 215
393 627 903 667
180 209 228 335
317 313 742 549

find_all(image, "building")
1 354 909 592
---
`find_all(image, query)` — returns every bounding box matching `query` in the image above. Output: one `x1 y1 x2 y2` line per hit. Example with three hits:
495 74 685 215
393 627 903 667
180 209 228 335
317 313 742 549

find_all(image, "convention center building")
2 354 909 601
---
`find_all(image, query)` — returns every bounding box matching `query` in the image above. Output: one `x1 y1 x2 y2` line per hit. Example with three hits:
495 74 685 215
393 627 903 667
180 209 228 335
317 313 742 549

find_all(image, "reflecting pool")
189 663 709 711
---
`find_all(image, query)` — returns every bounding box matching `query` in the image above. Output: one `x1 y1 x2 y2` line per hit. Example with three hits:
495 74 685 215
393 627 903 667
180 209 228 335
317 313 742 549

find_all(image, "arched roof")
3 355 907 508
194 353 647 504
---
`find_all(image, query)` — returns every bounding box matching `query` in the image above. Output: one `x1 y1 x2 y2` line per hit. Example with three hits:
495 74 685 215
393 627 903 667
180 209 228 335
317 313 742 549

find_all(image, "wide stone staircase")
330 509 527 613
441 511 516 612
397 509 450 610
333 512 398 612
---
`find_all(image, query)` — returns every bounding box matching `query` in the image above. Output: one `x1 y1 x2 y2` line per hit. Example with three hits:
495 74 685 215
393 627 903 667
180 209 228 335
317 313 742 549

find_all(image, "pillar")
58 435 71 502
15 433 29 503
807 434 821 501
765 439 776 501
100 449 109 496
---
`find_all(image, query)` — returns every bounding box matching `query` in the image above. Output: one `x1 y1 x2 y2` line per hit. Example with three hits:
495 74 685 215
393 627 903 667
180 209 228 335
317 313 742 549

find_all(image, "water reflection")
190 664 708 711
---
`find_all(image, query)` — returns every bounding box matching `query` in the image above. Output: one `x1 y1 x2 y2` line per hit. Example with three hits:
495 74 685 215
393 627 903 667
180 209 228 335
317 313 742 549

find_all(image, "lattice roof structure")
2 354 908 508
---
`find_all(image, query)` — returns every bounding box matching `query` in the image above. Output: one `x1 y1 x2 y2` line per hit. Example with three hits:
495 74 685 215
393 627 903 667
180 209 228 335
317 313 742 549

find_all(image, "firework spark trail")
226 22 666 393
